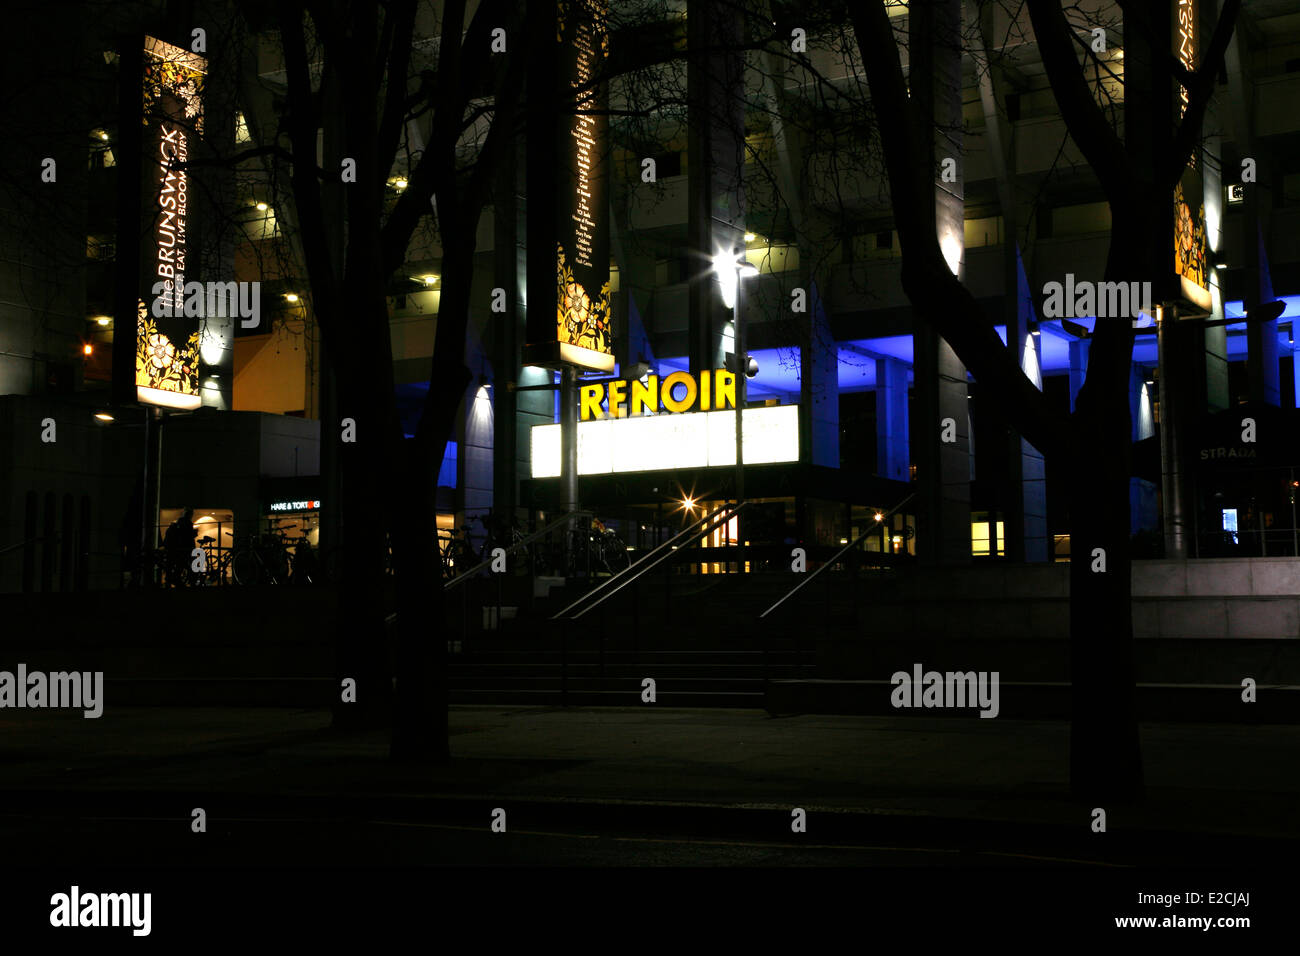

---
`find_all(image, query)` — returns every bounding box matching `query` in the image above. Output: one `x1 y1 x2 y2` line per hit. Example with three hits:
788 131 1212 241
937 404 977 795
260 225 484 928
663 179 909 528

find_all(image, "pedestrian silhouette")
164 507 197 587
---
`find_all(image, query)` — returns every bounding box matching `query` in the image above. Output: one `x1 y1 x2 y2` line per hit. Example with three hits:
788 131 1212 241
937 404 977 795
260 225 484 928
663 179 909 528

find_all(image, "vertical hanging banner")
1172 0 1211 314
526 0 615 372
136 36 205 409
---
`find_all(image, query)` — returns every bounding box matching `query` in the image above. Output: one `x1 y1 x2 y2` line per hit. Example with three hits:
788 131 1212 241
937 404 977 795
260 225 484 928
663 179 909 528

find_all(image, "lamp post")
713 248 758 560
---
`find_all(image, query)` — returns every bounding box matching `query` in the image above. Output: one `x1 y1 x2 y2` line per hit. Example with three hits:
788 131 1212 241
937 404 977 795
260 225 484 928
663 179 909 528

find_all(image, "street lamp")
712 248 759 562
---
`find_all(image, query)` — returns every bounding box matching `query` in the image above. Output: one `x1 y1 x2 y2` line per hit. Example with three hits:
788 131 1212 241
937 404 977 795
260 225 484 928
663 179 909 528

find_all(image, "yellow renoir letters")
580 369 735 420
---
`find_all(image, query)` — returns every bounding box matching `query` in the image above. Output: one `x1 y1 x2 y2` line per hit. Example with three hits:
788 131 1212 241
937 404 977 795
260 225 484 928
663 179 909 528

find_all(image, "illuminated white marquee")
530 405 799 478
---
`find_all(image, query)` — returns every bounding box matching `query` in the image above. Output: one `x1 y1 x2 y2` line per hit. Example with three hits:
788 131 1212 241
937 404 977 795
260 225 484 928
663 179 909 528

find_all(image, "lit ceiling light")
255 201 268 212
394 178 408 190
284 293 299 303
93 412 114 422
94 316 111 326
82 343 93 356
1215 262 1227 270
874 512 884 522
419 275 438 285
743 232 756 242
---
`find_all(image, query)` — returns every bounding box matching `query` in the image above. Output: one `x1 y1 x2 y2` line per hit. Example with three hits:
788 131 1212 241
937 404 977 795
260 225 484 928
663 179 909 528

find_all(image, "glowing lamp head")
82 343 93 356
874 512 884 522
284 293 299 303
255 201 268 212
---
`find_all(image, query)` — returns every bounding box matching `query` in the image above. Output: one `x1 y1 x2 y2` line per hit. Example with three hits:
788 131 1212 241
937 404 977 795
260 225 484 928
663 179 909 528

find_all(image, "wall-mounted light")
284 293 299 303
940 233 962 276
82 343 93 356
418 275 438 285
393 178 408 190
743 232 757 242
94 316 111 326
93 412 114 422
255 201 268 212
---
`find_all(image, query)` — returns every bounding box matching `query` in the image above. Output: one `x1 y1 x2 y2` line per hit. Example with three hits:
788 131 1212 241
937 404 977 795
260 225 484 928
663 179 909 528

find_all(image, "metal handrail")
758 493 915 619
442 510 593 591
557 501 751 621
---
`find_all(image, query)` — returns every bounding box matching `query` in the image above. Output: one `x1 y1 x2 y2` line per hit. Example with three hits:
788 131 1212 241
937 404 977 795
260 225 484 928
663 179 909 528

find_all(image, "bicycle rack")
442 510 593 592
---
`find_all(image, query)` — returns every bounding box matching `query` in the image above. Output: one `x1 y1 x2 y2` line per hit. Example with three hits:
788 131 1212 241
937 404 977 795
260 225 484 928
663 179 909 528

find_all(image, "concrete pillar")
875 357 909 482
1068 339 1090 413
1246 223 1281 406
911 0 970 565
802 281 839 469
492 126 522 521
686 0 745 377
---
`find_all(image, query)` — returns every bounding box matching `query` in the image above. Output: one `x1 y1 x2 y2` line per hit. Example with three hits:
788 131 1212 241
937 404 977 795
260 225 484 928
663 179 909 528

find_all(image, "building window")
971 513 1004 557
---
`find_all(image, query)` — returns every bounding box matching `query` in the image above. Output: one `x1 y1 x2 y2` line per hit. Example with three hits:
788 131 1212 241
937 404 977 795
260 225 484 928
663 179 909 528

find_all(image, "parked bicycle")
230 531 294 586
438 528 477 580
566 517 629 575
475 511 533 574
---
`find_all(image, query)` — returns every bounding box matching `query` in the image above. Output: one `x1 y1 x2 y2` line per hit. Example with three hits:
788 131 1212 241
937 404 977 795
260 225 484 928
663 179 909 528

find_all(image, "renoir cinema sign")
531 368 799 477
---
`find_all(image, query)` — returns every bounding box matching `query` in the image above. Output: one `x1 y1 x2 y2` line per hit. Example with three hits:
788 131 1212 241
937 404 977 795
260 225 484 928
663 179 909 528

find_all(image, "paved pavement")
1 705 1296 866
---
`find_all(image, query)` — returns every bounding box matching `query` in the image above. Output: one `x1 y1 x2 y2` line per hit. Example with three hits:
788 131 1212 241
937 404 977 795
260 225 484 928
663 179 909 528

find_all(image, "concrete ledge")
765 679 1300 723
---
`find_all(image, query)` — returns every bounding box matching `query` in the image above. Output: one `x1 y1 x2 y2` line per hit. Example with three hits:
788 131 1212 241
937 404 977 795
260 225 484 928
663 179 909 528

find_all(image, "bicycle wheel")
267 548 290 585
231 549 263 586
603 535 630 573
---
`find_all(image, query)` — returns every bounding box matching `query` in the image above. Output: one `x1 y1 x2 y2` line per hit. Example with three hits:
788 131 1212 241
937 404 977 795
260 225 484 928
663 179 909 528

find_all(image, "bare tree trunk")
390 438 446 761
388 237 474 761
332 358 396 730
1066 410 1143 802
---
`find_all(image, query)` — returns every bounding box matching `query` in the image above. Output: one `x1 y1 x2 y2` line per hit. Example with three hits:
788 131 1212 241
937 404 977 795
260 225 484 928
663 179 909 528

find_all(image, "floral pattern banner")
136 36 206 408
135 299 200 398
1174 180 1207 293
142 37 205 134
557 244 611 356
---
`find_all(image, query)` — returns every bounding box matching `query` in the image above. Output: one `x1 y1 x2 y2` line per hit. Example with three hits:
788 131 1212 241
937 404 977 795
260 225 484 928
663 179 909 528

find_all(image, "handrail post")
758 493 915 620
